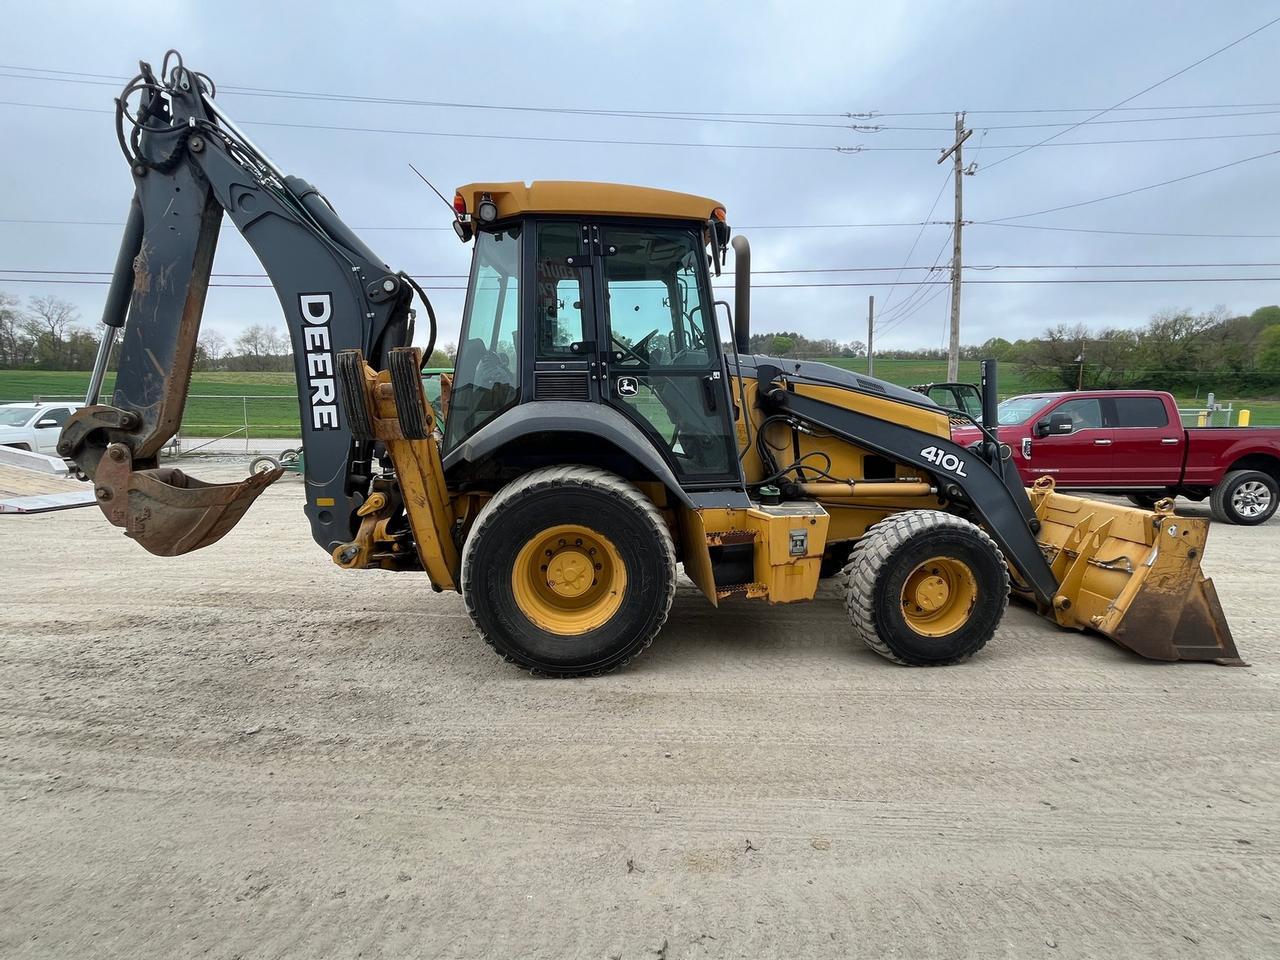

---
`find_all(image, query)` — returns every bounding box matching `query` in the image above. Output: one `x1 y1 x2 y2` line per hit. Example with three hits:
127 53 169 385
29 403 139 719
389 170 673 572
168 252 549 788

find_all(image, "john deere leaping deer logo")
615 376 639 397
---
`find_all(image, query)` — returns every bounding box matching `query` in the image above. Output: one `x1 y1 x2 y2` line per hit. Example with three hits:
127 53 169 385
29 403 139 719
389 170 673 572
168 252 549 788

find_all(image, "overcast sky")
2 1 1279 353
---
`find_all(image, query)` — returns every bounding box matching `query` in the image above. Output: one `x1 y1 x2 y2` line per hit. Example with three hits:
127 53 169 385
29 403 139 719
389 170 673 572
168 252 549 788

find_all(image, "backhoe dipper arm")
60 54 421 556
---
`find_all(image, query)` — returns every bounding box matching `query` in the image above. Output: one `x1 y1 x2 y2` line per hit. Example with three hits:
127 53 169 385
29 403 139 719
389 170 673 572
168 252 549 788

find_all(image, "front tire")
844 511 1009 666
1210 469 1278 525
461 466 676 677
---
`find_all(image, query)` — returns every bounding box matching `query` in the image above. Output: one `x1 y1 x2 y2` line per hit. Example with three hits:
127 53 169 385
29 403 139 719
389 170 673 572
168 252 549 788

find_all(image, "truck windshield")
0 407 35 427
997 396 1051 425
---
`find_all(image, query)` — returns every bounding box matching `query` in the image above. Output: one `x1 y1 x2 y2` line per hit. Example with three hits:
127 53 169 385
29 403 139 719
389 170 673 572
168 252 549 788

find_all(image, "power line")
0 100 860 154
869 108 1280 131
12 276 1280 290
875 172 953 321
972 222 1280 239
982 14 1280 170
7 261 1280 280
7 212 1280 241
8 62 1280 125
988 147 1280 222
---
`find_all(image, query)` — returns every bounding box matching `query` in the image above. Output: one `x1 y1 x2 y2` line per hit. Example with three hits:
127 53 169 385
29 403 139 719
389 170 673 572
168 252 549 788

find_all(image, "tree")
199 329 228 370
0 293 26 368
23 295 79 368
234 324 274 371
1259 326 1280 370
770 334 795 356
426 348 452 368
1250 305 1280 327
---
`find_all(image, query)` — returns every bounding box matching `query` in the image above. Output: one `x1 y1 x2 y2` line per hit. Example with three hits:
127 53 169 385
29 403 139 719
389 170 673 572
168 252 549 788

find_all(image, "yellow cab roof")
455 181 723 224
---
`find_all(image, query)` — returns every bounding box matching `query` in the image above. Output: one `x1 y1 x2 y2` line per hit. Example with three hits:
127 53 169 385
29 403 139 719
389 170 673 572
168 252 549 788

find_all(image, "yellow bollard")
1239 409 1251 427
1197 412 1208 427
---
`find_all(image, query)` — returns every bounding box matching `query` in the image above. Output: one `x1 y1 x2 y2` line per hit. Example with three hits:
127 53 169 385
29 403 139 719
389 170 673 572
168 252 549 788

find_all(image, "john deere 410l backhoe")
60 52 1242 675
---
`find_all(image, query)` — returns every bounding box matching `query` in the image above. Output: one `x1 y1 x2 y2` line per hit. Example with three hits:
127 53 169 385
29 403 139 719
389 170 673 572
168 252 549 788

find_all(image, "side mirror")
35 418 59 429
1036 413 1074 437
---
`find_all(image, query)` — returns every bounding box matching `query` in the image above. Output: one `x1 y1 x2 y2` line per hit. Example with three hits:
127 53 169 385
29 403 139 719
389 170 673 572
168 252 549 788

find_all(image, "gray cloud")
1 0 1277 352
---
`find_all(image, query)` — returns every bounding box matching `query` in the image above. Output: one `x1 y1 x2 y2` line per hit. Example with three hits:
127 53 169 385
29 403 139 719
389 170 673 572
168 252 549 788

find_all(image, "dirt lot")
2 464 1277 959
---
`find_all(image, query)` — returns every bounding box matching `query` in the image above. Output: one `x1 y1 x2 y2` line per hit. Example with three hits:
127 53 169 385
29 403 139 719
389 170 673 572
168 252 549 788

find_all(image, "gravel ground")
1 465 1277 959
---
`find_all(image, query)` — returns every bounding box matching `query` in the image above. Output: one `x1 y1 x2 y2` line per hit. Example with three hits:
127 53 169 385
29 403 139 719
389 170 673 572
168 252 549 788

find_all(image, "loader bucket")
91 442 282 557
1025 480 1243 665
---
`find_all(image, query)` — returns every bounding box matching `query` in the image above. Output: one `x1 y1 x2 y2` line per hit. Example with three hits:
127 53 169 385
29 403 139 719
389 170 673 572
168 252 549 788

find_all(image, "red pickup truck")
952 389 1280 525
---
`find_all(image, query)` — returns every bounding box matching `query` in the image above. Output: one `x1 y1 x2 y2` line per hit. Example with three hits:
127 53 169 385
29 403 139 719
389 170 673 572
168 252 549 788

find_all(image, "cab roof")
454 181 723 224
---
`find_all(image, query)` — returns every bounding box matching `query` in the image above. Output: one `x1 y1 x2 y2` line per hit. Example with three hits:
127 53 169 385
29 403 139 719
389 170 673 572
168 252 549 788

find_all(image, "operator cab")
443 181 741 489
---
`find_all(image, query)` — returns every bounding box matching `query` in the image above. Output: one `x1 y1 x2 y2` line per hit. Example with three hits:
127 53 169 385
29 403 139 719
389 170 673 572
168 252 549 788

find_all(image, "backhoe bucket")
1026 481 1243 665
91 442 282 557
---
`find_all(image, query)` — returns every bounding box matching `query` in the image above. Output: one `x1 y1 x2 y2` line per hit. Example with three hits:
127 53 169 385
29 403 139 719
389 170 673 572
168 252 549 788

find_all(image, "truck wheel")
461 465 676 677
1210 469 1278 525
1127 493 1164 510
844 511 1009 666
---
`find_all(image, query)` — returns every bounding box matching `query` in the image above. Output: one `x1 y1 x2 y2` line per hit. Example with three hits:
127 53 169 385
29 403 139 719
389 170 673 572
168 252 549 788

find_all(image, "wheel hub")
511 524 627 636
900 556 978 638
547 549 593 598
912 574 950 612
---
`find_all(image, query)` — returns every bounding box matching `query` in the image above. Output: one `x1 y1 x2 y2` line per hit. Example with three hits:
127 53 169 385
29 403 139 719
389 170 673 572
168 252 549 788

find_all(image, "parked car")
952 390 1280 525
0 402 82 456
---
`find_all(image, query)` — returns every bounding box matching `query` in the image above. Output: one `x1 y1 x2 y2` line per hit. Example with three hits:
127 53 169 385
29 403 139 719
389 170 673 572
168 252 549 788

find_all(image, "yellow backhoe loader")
60 52 1241 675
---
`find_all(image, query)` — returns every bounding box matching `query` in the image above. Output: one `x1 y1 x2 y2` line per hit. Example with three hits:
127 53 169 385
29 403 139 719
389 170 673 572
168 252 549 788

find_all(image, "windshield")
0 407 35 427
996 396 1052 425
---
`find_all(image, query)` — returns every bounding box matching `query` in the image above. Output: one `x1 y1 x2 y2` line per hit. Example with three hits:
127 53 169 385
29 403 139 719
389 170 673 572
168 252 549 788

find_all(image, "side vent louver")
534 371 590 401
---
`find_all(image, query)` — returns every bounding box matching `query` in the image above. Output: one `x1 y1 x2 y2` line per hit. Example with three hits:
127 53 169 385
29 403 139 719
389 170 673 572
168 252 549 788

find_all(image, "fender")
442 401 693 507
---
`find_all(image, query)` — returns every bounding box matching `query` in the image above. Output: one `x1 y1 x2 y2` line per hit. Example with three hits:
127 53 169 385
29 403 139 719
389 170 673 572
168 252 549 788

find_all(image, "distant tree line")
0 294 454 372
5 290 1279 396
750 306 1280 396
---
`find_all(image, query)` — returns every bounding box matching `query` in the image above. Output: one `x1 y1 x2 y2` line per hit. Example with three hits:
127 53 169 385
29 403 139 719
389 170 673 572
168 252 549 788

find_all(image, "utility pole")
937 112 972 382
866 295 874 376
1076 341 1086 391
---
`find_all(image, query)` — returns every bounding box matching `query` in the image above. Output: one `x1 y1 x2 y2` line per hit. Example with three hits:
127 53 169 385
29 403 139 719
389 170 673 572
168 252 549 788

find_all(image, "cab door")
1030 396 1113 486
593 222 740 485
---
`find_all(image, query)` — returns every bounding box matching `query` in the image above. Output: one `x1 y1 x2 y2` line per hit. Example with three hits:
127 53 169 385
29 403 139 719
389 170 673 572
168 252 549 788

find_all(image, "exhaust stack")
732 235 750 354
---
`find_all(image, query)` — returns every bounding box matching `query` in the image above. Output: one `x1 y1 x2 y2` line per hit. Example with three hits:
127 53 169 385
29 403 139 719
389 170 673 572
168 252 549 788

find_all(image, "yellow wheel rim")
900 556 978 637
511 523 627 635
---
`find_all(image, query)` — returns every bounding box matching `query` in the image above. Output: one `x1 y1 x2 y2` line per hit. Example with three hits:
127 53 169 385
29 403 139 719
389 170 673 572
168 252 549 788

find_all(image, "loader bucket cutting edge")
1025 485 1244 665
92 443 283 557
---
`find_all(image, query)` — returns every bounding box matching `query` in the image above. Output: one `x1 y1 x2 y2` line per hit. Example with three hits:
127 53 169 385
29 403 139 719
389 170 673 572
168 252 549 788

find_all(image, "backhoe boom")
59 54 424 556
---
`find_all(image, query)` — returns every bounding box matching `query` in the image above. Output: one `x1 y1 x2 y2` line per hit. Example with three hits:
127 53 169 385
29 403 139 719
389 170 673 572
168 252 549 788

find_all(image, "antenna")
408 162 458 217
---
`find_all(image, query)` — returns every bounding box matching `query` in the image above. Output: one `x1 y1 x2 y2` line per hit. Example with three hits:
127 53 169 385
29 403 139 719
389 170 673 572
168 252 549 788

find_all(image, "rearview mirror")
35 418 59 429
1035 413 1074 437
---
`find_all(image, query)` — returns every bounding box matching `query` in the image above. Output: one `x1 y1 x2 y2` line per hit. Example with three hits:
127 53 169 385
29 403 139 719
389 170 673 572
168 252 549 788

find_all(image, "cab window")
535 223 587 358
603 227 711 369
444 227 521 451
1111 396 1169 428
1052 398 1103 430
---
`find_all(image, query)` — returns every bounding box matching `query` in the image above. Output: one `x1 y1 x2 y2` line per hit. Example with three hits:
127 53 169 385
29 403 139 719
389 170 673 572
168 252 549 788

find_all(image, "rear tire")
461 465 676 677
1210 469 1278 525
844 511 1009 666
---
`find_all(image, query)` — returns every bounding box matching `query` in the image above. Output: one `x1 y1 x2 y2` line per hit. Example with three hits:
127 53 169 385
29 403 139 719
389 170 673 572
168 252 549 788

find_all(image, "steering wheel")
613 328 660 365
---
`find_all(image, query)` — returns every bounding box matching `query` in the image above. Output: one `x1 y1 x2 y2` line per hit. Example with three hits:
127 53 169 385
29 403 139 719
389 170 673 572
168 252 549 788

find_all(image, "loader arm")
59 54 425 557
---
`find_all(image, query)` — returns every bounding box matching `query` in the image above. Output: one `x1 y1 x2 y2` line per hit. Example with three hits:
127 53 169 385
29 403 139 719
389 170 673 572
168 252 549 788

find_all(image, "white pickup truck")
0 402 82 456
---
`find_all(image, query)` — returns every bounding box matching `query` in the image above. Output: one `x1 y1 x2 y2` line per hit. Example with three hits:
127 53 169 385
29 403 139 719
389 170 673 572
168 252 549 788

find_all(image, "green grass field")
5 364 1279 432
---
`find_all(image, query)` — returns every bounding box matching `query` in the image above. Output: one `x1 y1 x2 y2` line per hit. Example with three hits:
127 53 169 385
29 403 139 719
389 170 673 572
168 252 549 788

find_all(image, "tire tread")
460 465 676 677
